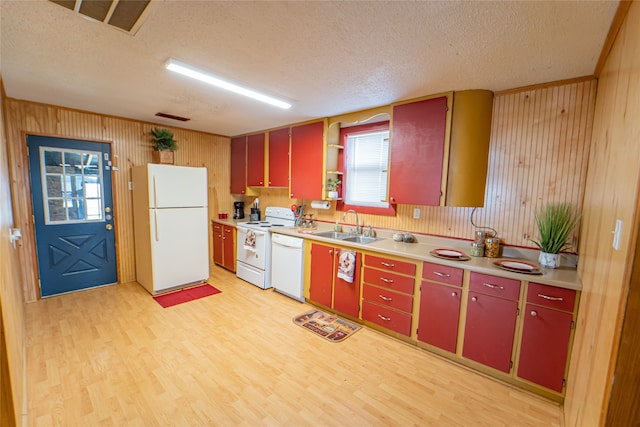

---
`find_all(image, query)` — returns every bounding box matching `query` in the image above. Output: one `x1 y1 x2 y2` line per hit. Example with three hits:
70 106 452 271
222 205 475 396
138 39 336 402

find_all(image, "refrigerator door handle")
153 176 158 208
154 210 159 241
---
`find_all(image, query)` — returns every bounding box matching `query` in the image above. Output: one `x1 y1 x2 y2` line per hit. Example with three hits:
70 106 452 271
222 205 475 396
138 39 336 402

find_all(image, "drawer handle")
434 271 451 278
377 314 391 321
378 294 393 302
537 293 564 301
483 283 504 290
380 277 394 284
531 310 538 316
381 261 395 268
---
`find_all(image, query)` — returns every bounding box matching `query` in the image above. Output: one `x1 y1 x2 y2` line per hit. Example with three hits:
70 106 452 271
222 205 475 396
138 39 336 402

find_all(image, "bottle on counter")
470 242 485 257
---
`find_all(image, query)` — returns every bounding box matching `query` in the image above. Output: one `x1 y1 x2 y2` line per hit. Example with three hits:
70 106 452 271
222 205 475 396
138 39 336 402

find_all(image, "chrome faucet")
342 209 361 234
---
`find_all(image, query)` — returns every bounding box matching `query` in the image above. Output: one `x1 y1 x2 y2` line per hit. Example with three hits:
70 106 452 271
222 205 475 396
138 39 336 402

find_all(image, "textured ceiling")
0 0 618 137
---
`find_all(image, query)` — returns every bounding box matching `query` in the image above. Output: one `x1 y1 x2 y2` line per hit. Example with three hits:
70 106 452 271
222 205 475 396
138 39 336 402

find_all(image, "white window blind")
345 130 390 208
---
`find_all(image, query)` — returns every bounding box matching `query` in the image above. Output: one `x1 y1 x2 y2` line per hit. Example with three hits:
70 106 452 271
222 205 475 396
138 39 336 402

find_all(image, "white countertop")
270 224 582 291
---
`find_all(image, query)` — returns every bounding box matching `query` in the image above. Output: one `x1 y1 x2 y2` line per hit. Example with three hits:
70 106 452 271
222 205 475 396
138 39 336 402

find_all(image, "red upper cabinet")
230 136 247 194
389 96 448 206
268 127 290 187
290 120 325 199
246 133 265 187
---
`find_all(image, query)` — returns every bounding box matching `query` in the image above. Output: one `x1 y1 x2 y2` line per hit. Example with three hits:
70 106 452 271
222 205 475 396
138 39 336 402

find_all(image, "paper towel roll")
311 200 331 210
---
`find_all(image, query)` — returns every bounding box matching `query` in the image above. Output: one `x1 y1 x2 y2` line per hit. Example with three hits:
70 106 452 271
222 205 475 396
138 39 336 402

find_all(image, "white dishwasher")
271 233 305 302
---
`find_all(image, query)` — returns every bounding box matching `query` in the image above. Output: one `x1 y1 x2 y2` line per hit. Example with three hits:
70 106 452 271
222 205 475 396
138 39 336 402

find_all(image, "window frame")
336 121 396 216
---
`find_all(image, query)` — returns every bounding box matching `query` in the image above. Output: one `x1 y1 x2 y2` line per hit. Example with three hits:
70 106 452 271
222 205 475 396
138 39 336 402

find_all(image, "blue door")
27 135 117 297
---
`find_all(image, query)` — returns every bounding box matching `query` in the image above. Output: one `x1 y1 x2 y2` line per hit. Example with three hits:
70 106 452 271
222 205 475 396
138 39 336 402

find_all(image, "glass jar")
474 230 487 245
470 242 485 257
485 237 500 258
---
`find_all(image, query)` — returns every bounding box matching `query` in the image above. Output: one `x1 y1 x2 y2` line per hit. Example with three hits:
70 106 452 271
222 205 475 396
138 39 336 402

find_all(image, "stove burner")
247 221 261 224
270 224 284 227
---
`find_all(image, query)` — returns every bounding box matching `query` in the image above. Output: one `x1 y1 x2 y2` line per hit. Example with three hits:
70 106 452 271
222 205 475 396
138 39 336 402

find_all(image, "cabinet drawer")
363 267 415 294
527 282 576 312
362 284 413 313
364 254 416 276
469 272 520 301
422 261 463 287
362 300 412 336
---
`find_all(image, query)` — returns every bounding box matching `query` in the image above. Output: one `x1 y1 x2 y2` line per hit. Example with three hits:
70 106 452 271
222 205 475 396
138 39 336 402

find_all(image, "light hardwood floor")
26 266 563 426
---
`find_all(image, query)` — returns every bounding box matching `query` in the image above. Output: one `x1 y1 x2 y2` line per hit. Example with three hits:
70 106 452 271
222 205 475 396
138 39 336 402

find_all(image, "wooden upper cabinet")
389 96 448 206
230 136 247 194
268 127 289 187
388 90 493 207
290 120 325 199
445 90 493 207
246 133 265 187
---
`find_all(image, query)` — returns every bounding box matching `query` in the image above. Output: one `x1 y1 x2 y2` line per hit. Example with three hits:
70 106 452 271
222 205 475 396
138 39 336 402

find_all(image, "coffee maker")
233 201 245 219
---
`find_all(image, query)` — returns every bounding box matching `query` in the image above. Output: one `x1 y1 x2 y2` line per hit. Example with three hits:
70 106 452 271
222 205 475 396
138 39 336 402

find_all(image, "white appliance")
131 164 209 295
271 233 305 302
236 207 296 289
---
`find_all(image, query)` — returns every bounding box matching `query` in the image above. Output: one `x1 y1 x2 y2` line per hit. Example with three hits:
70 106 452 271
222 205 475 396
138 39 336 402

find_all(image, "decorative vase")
538 251 559 269
327 190 339 200
152 150 174 165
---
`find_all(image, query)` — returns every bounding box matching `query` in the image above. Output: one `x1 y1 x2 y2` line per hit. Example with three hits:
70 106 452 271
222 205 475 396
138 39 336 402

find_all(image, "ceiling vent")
49 0 152 34
155 112 191 122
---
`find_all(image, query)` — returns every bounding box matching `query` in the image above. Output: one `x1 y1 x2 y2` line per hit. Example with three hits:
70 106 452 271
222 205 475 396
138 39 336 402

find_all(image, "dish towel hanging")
244 230 256 251
337 250 356 283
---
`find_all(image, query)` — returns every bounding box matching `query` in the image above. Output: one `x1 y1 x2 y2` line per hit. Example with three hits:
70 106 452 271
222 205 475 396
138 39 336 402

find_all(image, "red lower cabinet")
361 300 412 336
417 281 461 353
517 282 577 392
309 243 361 318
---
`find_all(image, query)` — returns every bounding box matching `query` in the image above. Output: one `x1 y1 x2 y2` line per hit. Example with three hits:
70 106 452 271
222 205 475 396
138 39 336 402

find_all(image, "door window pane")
48 199 66 221
40 147 105 224
46 175 63 198
44 151 63 174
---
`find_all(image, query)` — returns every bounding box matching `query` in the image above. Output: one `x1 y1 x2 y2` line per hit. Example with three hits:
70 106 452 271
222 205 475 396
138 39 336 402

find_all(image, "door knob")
106 224 113 230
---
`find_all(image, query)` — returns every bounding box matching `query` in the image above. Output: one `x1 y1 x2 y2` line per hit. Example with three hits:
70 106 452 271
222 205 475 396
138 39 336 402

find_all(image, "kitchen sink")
341 235 379 244
313 231 380 244
314 231 352 239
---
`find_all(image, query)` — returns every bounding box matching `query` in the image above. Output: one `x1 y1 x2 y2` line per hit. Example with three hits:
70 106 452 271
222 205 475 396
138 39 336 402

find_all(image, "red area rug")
153 284 221 308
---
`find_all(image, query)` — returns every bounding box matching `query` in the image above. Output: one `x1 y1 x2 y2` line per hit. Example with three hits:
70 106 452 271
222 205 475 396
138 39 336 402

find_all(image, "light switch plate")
413 208 420 219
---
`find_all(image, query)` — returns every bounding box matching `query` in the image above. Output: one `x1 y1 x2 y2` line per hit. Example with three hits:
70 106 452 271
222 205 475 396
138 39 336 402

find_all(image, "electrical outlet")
128 181 133 190
413 208 420 219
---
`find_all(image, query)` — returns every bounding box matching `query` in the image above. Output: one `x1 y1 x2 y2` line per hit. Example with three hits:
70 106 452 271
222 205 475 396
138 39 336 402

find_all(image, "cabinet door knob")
451 292 457 297
531 310 538 317
329 249 333 255
471 296 478 302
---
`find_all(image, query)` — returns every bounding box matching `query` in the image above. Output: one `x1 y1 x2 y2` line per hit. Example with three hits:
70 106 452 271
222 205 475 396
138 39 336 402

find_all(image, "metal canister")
474 230 487 245
485 237 500 258
470 242 485 257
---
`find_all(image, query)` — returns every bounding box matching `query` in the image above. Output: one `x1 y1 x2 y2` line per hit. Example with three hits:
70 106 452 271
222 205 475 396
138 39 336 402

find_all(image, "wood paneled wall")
565 2 640 425
255 80 596 252
0 86 25 425
2 99 234 302
4 78 596 305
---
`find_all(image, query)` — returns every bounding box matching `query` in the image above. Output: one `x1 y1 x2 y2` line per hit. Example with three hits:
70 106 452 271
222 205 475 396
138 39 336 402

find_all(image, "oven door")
236 226 268 270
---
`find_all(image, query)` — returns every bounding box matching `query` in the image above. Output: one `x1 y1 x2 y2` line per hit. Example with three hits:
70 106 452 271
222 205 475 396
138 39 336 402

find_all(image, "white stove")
236 207 296 289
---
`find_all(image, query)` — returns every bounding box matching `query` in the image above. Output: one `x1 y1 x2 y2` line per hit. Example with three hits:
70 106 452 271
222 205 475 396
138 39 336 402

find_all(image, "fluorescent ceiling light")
165 58 292 110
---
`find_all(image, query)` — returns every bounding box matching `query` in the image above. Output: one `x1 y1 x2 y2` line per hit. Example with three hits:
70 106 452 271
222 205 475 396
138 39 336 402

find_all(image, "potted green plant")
150 127 178 164
327 177 341 200
531 202 581 268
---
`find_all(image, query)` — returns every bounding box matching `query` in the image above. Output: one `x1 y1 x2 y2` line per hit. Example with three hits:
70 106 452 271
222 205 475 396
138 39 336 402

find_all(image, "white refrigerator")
132 164 210 295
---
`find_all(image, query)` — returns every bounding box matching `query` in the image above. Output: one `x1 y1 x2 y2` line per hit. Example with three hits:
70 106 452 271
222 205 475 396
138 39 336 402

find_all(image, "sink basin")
314 231 351 239
341 235 379 244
